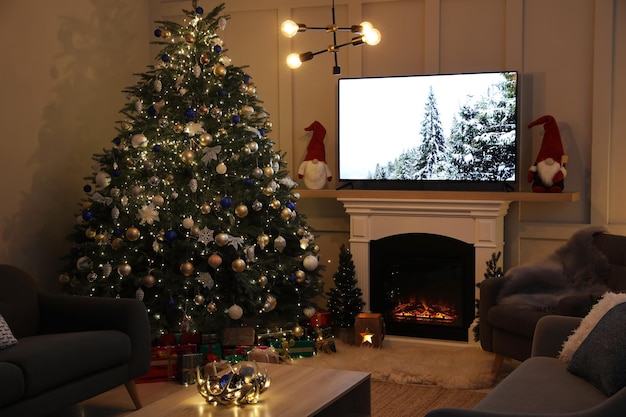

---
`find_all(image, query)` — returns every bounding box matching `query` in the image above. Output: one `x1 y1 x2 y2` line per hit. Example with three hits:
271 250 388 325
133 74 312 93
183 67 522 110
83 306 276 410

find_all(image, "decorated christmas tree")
327 244 364 328
58 2 323 339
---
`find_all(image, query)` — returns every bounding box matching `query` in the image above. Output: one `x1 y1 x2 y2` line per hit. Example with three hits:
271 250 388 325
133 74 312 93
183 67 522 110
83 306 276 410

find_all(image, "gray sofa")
0 264 151 417
426 314 626 417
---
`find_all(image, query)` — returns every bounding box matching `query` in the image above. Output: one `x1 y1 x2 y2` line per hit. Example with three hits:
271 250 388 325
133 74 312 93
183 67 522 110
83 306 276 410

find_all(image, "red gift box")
310 311 332 327
136 343 198 383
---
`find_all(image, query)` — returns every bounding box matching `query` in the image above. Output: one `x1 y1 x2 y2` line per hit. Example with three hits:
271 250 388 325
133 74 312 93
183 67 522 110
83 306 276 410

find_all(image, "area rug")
292 340 499 390
371 381 486 417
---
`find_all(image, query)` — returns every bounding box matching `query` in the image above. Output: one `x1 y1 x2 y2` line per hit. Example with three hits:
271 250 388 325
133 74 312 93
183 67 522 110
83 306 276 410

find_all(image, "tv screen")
337 71 519 191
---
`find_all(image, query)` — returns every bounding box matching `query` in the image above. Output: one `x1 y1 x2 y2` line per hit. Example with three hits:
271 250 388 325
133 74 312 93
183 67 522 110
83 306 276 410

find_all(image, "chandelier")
281 0 381 75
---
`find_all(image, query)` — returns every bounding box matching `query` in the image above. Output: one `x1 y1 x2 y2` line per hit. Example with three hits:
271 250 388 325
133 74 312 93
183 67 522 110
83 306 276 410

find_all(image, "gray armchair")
0 264 151 417
426 315 626 417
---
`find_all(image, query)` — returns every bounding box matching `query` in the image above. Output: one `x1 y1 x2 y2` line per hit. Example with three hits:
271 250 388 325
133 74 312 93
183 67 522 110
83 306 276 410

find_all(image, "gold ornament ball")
280 208 292 221
111 238 123 250
173 123 184 133
264 120 273 130
312 244 320 254
199 133 213 146
185 33 195 43
247 84 257 95
180 262 195 277
235 204 249 218
231 258 246 273
117 263 132 276
182 149 195 163
270 199 281 210
182 217 194 229
85 228 96 239
161 29 172 39
152 194 165 207
142 274 156 288
198 105 209 116
228 304 244 320
263 165 274 178
194 294 205 305
295 269 306 283
200 54 210 64
213 64 227 77
247 141 259 153
263 295 277 312
241 105 254 117
263 186 273 196
165 174 175 184
208 253 223 269
215 233 229 247
125 227 140 241
95 233 107 244
207 302 217 313
216 162 227 174
200 203 212 214
258 275 268 287
191 226 201 237
292 325 304 338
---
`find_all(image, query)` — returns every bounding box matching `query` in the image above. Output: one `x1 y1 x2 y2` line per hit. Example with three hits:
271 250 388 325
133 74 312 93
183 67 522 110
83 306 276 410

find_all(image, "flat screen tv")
337 71 519 191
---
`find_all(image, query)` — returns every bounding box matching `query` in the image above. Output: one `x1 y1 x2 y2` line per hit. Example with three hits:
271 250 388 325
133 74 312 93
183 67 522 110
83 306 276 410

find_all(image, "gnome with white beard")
527 115 568 193
298 121 332 189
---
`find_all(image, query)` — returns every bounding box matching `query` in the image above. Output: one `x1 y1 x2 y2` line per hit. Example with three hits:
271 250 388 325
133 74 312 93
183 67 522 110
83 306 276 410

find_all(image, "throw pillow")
567 302 626 396
559 291 626 362
0 314 18 349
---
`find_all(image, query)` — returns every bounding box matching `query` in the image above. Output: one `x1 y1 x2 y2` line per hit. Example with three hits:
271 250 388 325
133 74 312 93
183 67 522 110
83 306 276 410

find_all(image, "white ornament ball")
228 304 244 320
303 306 316 318
216 162 227 174
131 133 148 148
303 255 319 271
95 171 111 188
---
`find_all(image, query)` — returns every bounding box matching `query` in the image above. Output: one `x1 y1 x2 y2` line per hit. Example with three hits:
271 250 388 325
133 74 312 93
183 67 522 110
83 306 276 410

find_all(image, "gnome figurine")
298 121 332 189
527 115 568 193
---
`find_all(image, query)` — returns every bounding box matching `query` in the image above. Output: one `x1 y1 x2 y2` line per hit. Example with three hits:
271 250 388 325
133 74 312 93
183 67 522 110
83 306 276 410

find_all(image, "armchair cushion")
0 315 17 349
567 301 626 396
560 292 626 362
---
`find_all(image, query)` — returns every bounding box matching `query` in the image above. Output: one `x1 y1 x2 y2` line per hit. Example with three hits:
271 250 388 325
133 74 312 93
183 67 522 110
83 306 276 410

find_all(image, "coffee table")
132 362 371 417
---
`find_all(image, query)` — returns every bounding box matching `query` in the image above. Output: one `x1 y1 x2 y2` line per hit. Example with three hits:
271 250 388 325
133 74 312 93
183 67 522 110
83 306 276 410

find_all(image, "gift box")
198 342 222 362
223 345 250 364
247 346 280 363
178 353 205 385
314 326 337 354
310 311 332 328
272 339 315 360
137 343 198 383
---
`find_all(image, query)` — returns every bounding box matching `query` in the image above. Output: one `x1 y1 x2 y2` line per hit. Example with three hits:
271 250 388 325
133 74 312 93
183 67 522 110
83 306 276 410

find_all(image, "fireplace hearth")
370 233 475 342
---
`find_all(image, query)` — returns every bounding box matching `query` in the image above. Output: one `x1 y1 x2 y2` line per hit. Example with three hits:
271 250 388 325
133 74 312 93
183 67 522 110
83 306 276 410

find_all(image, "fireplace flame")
392 301 458 324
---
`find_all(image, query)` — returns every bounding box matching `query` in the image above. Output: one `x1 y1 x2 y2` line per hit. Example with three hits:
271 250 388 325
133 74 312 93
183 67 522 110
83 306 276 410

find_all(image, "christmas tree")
326 244 364 328
58 2 323 339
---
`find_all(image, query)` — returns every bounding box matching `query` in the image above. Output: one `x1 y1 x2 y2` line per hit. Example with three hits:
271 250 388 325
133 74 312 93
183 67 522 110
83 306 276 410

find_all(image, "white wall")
1 0 624 291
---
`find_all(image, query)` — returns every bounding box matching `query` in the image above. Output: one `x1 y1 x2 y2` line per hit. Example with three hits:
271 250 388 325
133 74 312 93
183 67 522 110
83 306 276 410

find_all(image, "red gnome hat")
528 115 564 163
303 121 327 162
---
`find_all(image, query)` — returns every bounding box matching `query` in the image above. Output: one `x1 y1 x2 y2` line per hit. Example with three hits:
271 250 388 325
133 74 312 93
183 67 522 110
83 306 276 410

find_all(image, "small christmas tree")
57 2 323 339
473 251 504 341
327 245 364 328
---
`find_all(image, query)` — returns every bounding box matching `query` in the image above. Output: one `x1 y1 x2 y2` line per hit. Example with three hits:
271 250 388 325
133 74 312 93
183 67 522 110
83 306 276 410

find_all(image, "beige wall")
1 0 624 292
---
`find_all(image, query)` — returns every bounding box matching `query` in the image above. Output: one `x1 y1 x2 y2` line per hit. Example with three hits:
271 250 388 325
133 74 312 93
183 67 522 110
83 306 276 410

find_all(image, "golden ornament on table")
196 362 270 406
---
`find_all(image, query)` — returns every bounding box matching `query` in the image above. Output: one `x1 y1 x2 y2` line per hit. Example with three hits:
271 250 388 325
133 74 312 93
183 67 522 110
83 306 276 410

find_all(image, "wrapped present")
145 343 198 382
247 346 280 363
223 345 250 364
314 326 337 354
310 311 332 328
272 338 315 360
178 353 205 385
222 327 256 346
198 342 222 363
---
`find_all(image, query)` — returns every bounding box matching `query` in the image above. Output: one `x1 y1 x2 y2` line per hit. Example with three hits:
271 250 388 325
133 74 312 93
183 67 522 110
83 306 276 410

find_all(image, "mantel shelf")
296 188 580 202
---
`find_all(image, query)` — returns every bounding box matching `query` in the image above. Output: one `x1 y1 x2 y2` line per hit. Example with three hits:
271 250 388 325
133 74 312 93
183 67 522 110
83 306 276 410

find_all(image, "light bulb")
359 21 374 33
286 53 302 69
281 20 300 38
363 28 381 46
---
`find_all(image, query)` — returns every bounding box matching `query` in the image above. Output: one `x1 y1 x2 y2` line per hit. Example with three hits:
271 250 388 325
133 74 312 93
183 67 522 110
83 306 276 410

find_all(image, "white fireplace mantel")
337 197 512 311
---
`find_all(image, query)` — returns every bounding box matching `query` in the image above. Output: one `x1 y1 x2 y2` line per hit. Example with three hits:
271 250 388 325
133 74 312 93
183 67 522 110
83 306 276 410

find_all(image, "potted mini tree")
327 244 364 344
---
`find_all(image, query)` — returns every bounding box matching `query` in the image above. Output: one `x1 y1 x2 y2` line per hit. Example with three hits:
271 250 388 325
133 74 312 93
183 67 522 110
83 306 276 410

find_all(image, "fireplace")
337 195 511 342
369 233 475 342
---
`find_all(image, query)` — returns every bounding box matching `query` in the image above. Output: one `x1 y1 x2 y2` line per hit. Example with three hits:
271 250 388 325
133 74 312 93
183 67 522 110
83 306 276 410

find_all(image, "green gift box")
272 339 315 359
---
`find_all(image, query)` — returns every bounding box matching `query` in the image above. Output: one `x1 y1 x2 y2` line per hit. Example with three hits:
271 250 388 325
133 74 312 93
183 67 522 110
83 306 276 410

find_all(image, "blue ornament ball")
82 210 93 221
244 178 253 187
218 89 228 97
258 128 265 137
70 247 80 256
221 196 232 208
289 274 298 283
112 169 122 177
153 144 162 152
113 228 123 237
219 373 232 389
213 45 222 53
154 28 162 37
161 54 170 63
195 6 204 15
185 108 197 120
243 75 251 84
165 229 178 241
231 115 241 124
147 106 157 117
83 184 92 193
287 201 295 210
113 137 121 145
167 298 176 308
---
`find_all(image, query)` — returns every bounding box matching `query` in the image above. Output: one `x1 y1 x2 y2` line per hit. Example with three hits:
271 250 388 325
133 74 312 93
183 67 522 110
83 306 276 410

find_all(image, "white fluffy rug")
291 339 499 390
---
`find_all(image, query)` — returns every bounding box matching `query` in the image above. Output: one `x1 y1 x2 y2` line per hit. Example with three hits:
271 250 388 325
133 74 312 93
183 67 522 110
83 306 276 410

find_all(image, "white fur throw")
497 226 610 311
559 291 626 362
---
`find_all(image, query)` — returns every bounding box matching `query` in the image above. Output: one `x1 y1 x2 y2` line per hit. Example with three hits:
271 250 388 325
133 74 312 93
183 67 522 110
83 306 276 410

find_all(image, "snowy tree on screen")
414 87 449 179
